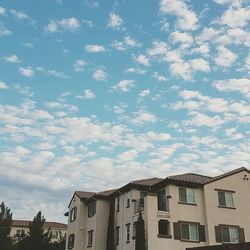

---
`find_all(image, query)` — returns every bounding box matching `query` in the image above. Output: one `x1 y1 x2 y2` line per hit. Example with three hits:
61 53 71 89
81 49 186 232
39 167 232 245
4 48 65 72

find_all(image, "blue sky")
0 0 249 222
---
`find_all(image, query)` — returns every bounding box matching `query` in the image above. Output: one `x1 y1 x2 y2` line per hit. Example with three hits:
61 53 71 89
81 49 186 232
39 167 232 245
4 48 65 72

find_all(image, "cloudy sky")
0 0 250 223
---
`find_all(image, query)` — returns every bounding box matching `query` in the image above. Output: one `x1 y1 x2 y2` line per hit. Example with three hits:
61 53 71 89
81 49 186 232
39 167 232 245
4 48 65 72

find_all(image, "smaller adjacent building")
11 219 67 242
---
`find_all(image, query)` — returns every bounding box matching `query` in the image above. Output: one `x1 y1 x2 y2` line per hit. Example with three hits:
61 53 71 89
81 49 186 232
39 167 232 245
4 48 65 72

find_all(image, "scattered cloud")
111 36 141 51
134 54 150 66
213 78 250 99
139 89 151 97
215 46 237 68
84 44 106 53
107 12 124 30
131 110 157 125
160 0 198 30
0 81 9 89
19 67 34 78
92 67 108 81
45 18 80 33
5 54 20 63
113 80 135 92
76 89 96 99
0 23 11 36
73 60 86 72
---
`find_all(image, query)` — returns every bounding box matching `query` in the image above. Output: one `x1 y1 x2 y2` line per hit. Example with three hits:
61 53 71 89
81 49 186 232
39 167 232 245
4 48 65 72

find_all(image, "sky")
0 0 250 223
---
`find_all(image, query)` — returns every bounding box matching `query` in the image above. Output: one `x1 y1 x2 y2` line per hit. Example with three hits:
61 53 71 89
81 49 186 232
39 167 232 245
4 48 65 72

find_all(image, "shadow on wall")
187 242 250 250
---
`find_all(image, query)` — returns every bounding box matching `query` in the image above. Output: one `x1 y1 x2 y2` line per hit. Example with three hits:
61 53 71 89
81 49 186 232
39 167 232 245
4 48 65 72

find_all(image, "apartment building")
65 167 250 250
11 220 67 242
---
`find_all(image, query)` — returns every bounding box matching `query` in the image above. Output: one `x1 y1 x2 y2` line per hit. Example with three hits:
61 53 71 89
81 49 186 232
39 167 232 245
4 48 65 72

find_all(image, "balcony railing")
133 199 144 214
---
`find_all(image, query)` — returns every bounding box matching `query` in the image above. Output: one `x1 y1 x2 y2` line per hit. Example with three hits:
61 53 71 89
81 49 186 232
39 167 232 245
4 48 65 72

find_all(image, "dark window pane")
181 224 189 240
158 220 169 235
218 191 226 206
222 227 230 243
179 188 187 203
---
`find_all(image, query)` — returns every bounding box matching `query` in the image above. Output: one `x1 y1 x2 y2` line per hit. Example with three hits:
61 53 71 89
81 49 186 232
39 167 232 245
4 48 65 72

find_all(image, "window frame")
179 187 196 205
180 222 199 242
68 234 75 249
115 226 120 245
116 197 120 212
88 201 96 218
221 226 239 244
70 207 77 222
87 230 94 247
158 219 171 238
217 190 235 208
126 223 131 243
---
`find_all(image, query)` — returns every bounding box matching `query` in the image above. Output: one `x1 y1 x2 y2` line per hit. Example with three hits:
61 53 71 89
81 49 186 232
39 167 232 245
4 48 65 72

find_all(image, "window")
87 230 93 247
115 227 120 245
157 189 168 211
126 223 131 242
51 230 59 239
126 192 131 208
139 191 147 206
116 197 120 212
133 222 137 239
218 191 234 208
179 187 195 204
16 229 25 237
70 207 77 222
88 202 96 217
180 223 199 241
68 234 75 249
221 226 239 243
158 220 171 236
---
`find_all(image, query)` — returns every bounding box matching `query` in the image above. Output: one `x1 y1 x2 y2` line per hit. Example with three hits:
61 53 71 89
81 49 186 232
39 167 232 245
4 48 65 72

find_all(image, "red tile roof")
12 220 67 229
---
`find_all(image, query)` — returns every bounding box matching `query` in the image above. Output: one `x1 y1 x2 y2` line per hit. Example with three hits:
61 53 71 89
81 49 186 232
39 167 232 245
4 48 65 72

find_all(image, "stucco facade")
65 167 250 250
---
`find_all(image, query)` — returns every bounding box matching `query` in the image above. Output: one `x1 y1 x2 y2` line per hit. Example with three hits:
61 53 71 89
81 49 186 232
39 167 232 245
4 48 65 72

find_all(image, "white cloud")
169 61 192 80
220 7 250 28
125 68 146 75
107 12 124 30
48 70 68 79
147 40 169 58
213 78 250 99
0 24 11 36
45 18 80 33
139 89 151 97
84 44 106 53
111 36 141 51
153 72 167 81
196 27 221 42
73 60 86 72
0 81 9 89
184 112 225 127
160 0 198 30
117 150 138 162
113 80 135 92
192 44 210 54
10 9 35 25
92 67 108 81
215 46 237 67
134 54 150 66
171 31 193 48
190 58 210 72
0 6 6 15
76 89 96 99
19 67 34 78
5 54 19 63
131 110 157 125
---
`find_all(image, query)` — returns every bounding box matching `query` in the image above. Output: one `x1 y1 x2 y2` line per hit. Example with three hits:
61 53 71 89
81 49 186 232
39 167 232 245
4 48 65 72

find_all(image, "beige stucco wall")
114 189 142 250
144 185 208 250
66 194 87 250
204 170 250 245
